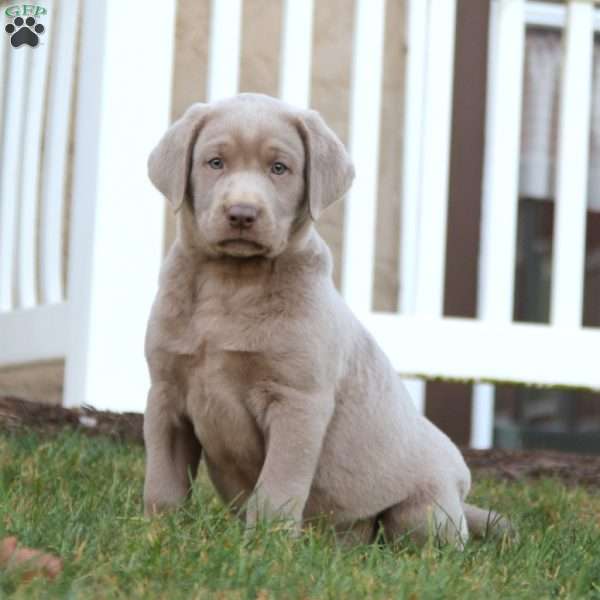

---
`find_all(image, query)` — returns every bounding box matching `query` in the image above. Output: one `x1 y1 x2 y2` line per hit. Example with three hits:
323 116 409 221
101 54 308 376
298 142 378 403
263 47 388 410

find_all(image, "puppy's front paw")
245 493 302 537
245 515 302 538
143 490 185 517
144 500 169 517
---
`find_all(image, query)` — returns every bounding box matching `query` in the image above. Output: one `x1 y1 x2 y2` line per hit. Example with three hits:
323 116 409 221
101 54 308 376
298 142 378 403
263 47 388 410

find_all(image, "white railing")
398 0 600 448
473 0 597 446
0 0 174 411
0 0 72 364
0 0 598 449
471 0 527 449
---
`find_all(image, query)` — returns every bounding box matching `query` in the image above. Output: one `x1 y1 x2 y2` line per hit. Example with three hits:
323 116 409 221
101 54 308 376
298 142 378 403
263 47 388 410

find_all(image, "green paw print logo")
4 4 47 48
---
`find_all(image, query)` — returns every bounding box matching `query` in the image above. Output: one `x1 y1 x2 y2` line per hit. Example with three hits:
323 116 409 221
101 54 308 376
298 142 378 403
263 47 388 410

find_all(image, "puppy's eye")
271 162 288 175
208 157 224 170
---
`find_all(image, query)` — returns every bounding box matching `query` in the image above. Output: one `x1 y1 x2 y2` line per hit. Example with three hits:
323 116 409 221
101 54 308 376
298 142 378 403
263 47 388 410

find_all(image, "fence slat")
550 1 593 328
0 29 8 310
399 0 428 315
472 0 526 449
399 0 431 413
64 0 174 410
341 0 386 315
18 5 53 309
279 0 314 108
471 383 495 449
207 0 242 102
402 0 457 413
413 0 457 316
0 48 29 312
40 0 79 305
0 24 8 137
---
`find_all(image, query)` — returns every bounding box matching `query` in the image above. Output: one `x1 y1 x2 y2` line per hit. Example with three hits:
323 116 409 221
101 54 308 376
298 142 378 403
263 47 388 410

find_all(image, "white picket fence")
0 0 598 449
0 0 174 411
394 0 600 447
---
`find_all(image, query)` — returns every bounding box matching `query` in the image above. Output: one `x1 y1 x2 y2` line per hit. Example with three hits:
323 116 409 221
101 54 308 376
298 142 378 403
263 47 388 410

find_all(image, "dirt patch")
2 396 600 489
0 396 142 445
461 447 600 489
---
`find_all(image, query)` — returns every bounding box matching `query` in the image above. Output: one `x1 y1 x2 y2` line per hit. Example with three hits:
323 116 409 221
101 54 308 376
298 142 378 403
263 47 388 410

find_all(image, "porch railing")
0 0 598 450
0 0 174 411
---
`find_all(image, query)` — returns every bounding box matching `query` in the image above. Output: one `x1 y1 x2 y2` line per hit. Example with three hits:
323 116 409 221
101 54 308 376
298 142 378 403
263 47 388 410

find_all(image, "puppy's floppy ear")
148 103 210 212
296 110 355 220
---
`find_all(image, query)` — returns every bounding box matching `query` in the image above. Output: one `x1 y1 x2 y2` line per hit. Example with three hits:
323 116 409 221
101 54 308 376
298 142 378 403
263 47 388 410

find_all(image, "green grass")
1 430 600 599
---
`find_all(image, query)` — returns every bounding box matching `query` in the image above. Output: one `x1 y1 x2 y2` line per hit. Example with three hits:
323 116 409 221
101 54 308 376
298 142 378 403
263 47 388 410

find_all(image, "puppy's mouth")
216 239 269 257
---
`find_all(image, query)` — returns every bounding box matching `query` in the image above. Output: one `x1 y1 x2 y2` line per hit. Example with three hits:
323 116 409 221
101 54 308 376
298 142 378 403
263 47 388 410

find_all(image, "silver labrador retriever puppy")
143 93 506 546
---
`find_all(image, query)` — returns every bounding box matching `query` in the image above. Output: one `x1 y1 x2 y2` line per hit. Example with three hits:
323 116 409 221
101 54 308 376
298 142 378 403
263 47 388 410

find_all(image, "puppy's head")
148 94 354 258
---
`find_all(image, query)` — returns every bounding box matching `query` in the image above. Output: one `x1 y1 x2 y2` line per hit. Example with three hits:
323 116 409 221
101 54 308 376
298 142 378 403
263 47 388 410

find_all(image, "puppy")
143 93 507 546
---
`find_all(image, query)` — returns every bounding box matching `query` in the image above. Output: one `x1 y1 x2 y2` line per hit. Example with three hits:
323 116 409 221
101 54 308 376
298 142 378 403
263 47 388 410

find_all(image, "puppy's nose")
227 204 258 229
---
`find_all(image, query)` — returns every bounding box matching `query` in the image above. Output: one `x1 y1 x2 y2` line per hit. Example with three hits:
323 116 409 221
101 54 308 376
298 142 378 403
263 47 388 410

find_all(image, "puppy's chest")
167 278 292 354
167 286 294 417
160 274 312 408
155 272 323 484
173 308 282 474
175 344 268 486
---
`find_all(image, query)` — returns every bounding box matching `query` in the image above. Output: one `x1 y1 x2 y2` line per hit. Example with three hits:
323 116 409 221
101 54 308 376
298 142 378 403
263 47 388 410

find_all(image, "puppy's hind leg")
380 486 469 548
143 384 202 515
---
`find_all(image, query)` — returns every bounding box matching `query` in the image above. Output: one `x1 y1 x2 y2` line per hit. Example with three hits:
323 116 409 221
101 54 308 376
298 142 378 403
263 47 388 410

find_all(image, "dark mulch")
461 447 600 489
0 395 143 445
1 395 600 489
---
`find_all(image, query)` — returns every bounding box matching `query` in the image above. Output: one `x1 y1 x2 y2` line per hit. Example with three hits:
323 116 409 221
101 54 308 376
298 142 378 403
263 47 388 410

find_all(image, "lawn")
1 430 600 599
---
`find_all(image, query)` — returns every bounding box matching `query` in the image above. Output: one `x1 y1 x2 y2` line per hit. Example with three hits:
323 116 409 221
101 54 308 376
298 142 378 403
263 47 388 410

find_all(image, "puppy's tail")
463 503 517 540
